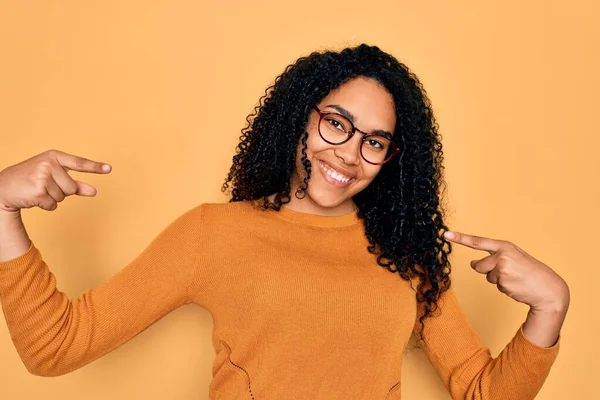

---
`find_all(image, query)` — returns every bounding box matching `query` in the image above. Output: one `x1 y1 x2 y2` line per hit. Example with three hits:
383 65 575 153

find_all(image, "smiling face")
283 76 397 216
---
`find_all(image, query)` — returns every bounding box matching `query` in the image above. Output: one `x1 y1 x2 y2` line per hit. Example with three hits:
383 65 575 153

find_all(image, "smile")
317 160 355 188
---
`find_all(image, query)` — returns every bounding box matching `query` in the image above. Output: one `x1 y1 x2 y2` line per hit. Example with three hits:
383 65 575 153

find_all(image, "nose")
333 133 362 166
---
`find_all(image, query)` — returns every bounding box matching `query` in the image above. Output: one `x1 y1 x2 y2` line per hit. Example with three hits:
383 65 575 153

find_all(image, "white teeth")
320 160 352 184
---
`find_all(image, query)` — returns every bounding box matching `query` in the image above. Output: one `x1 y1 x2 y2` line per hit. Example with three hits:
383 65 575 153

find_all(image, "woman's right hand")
0 149 112 213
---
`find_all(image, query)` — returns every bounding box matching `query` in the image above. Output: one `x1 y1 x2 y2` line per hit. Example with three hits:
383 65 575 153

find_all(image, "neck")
266 190 357 217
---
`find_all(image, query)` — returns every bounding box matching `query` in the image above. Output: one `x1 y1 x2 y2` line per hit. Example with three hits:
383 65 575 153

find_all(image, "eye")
326 117 345 131
366 139 384 149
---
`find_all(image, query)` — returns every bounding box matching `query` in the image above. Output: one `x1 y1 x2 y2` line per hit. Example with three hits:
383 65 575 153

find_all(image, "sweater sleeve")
413 286 560 400
0 204 204 377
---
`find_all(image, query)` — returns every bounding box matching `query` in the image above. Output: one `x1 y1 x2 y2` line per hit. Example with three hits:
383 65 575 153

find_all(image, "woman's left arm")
443 230 570 348
414 231 569 400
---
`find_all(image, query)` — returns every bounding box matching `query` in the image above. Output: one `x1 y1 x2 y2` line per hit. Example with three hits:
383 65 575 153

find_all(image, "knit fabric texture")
0 200 560 399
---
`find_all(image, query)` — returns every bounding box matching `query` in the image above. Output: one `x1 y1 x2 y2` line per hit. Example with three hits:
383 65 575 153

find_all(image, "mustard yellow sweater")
0 201 560 399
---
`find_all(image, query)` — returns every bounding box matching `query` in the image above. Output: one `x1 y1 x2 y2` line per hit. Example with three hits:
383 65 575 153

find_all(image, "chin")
306 185 352 208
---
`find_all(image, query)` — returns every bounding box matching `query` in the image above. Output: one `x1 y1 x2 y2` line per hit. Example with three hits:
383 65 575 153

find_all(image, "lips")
317 160 356 188
319 160 356 178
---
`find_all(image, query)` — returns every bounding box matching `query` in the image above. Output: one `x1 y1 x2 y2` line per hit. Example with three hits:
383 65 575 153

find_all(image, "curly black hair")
221 43 453 340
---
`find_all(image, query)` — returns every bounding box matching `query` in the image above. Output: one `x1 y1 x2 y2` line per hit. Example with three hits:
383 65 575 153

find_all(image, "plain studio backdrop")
0 1 597 399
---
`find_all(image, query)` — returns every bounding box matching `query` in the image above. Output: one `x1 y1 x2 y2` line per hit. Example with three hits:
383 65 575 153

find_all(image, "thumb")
75 181 98 197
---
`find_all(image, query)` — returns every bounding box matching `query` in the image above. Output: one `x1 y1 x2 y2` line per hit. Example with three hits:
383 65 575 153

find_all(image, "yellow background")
0 1 597 398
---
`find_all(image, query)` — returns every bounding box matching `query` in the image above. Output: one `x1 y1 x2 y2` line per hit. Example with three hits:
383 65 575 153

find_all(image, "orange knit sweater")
0 200 560 399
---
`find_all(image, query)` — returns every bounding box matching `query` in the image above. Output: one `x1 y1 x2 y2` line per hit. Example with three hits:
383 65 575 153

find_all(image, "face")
288 76 397 215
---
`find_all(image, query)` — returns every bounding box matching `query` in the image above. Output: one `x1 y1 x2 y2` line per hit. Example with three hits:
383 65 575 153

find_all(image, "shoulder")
200 200 260 216
194 199 268 224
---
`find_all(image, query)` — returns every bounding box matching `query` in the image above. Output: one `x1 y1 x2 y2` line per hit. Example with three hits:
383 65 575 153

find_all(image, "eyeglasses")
312 105 402 165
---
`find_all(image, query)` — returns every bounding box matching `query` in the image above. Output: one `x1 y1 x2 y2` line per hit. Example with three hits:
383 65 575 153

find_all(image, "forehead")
319 76 396 131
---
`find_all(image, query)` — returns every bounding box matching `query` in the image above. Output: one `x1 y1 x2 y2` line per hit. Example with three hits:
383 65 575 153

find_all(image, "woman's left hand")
443 231 570 312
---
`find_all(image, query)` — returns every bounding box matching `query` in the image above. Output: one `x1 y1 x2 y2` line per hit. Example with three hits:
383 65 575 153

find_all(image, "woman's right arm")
0 150 206 377
0 148 96 262
0 209 31 262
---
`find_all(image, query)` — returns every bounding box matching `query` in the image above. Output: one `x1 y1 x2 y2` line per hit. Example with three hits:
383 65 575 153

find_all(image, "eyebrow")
324 104 394 137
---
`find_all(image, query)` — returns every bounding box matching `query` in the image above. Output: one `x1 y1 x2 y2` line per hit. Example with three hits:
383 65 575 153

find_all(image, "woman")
0 44 569 399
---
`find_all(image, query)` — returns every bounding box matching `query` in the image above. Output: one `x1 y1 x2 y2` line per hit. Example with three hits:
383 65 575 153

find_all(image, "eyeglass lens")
319 113 393 164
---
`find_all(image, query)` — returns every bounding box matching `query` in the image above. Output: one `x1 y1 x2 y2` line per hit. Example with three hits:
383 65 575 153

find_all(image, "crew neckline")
268 204 361 228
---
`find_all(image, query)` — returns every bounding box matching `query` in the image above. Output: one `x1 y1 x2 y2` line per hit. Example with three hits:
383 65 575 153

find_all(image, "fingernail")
102 164 111 172
444 231 454 239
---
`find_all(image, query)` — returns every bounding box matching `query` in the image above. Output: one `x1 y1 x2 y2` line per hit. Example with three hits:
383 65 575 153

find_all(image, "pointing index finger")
444 231 502 254
52 150 112 174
